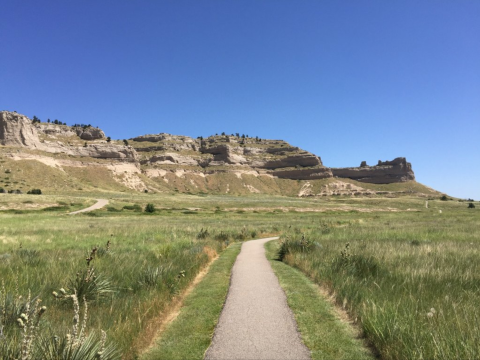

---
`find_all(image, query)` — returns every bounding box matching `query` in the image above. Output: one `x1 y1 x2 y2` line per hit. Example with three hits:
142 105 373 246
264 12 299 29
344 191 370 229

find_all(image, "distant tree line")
31 115 97 128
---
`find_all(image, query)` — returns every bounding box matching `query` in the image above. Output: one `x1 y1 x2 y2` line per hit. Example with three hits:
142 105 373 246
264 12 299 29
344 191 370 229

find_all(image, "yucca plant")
53 268 114 303
36 295 121 360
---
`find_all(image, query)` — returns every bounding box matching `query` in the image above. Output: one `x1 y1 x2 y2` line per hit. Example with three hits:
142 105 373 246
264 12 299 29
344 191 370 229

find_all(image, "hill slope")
0 111 435 197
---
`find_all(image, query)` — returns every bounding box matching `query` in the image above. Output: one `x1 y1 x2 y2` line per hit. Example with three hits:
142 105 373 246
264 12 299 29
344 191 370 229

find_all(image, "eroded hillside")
0 111 431 197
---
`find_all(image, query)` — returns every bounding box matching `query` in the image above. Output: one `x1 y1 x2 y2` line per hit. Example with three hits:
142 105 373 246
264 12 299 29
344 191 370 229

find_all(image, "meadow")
277 198 480 359
0 192 478 359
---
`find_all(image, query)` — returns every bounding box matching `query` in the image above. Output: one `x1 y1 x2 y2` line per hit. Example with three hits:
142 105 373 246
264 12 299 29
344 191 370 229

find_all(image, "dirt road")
68 199 109 215
205 237 311 360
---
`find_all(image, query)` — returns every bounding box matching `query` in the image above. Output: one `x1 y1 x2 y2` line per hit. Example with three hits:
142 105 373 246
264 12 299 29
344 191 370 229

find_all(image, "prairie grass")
1 193 477 358
0 204 271 358
278 202 480 359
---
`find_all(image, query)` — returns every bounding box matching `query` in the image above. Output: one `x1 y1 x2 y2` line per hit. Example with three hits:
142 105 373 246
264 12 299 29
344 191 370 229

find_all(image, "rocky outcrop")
200 144 247 165
1 111 417 190
36 123 77 137
131 133 198 151
268 167 332 180
331 157 415 184
142 153 198 166
1 111 137 162
0 111 42 148
74 126 106 140
74 144 137 160
36 123 105 140
258 154 322 169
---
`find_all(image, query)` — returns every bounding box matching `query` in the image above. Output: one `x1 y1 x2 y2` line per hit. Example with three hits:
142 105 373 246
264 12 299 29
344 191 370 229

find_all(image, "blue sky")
1 1 479 199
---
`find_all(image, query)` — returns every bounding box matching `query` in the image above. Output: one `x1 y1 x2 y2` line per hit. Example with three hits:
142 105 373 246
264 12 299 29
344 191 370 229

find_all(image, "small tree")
123 139 129 146
145 203 155 213
106 136 111 143
468 203 475 209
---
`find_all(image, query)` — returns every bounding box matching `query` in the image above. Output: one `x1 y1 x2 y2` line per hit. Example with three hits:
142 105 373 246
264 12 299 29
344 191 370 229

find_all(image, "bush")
122 204 142 211
197 228 209 239
277 234 313 261
27 189 42 195
144 203 155 213
214 231 229 242
440 195 449 201
468 202 475 209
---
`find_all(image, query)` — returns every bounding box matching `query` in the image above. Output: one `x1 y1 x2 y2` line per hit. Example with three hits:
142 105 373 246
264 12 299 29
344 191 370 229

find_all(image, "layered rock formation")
0 110 418 194
331 158 415 184
0 111 42 148
0 111 136 161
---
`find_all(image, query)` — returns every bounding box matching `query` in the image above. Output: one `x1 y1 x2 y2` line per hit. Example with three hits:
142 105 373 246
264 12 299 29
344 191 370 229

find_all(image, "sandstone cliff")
0 111 42 148
331 158 415 184
0 110 420 195
0 111 136 161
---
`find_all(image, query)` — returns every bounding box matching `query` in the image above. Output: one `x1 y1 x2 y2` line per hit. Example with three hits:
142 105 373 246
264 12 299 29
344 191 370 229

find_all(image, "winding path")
68 199 109 215
205 237 311 360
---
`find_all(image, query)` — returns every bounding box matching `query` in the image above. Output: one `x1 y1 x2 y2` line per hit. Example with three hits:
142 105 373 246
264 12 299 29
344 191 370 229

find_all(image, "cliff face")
131 133 329 178
0 111 417 194
0 111 137 161
0 111 42 148
331 158 415 184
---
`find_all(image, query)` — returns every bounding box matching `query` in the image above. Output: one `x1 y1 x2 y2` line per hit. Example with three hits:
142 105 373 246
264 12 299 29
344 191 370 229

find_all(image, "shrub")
214 231 229 242
440 195 449 201
144 203 155 213
277 234 313 261
468 202 475 209
122 204 142 211
27 189 42 195
197 228 209 239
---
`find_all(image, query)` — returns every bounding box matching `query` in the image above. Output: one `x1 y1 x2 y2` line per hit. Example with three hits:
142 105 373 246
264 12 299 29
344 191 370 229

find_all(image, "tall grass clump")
278 209 480 360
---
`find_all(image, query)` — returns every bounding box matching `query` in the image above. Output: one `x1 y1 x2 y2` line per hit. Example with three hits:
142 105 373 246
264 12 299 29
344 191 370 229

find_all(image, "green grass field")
277 200 480 359
0 192 478 359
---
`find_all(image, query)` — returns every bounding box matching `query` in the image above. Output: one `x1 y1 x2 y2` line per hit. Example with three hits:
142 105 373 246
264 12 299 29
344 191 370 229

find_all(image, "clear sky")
1 1 479 199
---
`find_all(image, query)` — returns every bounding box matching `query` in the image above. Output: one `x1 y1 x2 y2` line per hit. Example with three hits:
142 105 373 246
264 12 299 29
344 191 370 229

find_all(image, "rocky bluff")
0 111 415 188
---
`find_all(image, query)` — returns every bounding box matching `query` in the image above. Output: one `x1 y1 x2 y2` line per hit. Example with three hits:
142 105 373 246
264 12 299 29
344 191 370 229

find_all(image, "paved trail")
68 199 108 215
205 237 311 360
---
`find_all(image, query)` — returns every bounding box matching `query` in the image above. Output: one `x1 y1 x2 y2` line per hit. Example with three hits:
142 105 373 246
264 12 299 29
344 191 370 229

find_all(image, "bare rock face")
74 126 106 140
36 123 77 137
269 167 333 180
76 144 137 160
200 144 247 165
142 153 198 166
332 157 415 183
0 111 42 148
257 154 322 169
131 133 170 142
132 133 198 151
